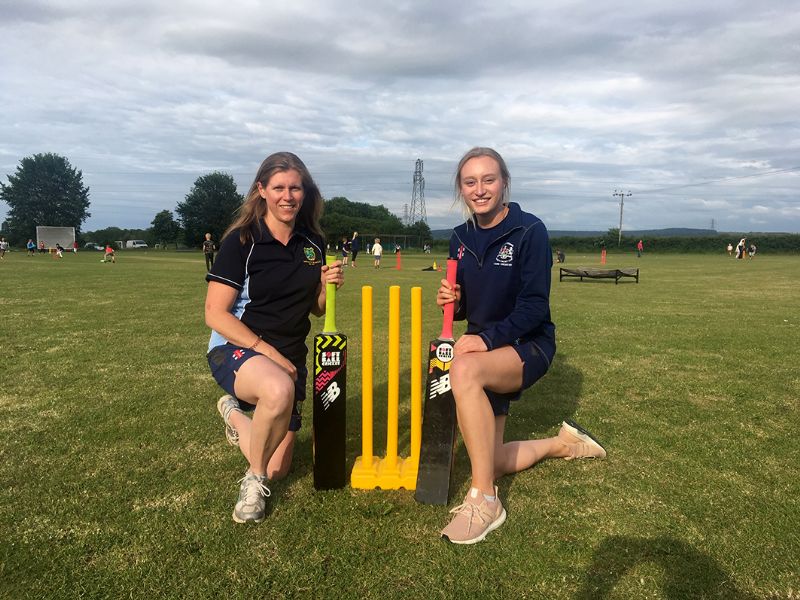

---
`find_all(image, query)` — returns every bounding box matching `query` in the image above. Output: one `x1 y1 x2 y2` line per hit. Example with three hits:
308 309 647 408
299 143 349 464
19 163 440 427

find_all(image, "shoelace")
448 501 490 533
238 475 271 505
565 439 601 460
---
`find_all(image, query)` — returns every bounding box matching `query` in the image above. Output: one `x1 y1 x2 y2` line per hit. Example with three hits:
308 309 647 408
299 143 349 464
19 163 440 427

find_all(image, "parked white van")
126 240 149 249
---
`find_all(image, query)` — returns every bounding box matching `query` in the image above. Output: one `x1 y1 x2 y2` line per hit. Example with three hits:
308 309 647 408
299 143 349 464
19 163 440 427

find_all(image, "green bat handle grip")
323 282 337 333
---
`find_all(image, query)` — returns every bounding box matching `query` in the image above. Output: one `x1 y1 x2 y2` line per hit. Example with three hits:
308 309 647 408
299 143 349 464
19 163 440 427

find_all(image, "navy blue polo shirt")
206 221 325 364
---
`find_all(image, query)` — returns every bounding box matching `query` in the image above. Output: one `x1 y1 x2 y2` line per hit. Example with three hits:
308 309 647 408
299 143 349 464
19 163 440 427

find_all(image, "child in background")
202 233 216 271
372 238 383 268
341 236 350 266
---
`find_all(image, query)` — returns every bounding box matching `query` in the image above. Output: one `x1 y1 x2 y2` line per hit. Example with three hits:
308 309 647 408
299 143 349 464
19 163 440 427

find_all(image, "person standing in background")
350 231 360 267
736 238 747 259
371 237 383 268
203 233 216 271
341 236 350 266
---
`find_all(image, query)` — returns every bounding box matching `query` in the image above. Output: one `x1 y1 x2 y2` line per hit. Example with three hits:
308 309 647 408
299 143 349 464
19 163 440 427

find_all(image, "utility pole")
612 189 631 247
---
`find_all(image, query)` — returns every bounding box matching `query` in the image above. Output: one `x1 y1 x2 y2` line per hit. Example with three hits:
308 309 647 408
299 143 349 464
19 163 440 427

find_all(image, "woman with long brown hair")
205 152 343 524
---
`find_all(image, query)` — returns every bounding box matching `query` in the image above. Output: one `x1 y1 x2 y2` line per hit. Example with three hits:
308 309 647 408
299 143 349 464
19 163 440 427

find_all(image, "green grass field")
1 249 798 599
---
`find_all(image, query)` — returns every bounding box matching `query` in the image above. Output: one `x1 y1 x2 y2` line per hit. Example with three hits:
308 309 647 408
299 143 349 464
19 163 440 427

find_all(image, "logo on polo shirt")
304 247 321 265
495 242 514 266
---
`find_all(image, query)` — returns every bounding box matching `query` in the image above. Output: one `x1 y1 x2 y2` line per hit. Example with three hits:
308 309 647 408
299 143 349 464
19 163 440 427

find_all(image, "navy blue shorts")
207 343 306 431
486 341 550 417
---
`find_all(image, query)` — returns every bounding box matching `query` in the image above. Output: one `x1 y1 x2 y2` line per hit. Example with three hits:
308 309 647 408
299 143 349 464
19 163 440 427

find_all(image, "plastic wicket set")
351 285 423 490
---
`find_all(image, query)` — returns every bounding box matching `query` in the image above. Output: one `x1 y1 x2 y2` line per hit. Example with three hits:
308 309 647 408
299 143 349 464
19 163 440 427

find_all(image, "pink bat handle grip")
441 258 458 340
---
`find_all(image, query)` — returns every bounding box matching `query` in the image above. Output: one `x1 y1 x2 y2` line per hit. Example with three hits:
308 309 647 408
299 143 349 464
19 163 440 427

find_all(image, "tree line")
0 153 431 249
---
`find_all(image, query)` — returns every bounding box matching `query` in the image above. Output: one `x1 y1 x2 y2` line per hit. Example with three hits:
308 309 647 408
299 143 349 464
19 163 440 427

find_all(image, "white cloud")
1 0 799 233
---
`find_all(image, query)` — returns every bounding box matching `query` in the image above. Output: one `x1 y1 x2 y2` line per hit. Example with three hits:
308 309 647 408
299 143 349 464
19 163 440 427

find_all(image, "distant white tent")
36 226 75 249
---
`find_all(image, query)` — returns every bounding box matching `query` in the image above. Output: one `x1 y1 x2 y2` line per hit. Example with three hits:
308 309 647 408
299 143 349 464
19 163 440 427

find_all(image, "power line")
635 166 800 194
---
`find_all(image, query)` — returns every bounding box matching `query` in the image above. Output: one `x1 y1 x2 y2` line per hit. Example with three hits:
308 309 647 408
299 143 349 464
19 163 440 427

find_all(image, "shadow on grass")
576 535 756 600
510 351 584 435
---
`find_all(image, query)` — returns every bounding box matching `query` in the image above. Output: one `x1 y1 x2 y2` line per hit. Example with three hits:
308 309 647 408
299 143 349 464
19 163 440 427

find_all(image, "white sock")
469 487 496 503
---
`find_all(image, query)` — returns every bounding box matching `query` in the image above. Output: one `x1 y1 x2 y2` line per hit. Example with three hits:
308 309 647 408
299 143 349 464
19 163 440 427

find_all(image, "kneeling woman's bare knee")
449 354 484 398
234 357 296 420
253 375 294 419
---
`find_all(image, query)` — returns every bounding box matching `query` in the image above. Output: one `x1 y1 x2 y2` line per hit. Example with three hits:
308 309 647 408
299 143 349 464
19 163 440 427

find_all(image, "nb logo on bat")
429 373 451 399
321 351 341 367
321 381 341 410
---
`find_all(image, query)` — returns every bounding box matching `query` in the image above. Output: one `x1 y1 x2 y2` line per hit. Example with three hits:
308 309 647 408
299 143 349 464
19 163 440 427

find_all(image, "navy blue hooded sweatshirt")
449 202 555 367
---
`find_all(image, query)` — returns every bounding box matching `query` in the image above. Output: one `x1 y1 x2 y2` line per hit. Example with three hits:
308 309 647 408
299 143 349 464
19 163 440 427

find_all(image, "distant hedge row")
430 233 799 254
549 234 800 254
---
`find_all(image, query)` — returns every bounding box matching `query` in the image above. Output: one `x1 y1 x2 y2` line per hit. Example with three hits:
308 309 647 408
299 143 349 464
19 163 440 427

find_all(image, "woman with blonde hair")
436 147 606 544
205 152 343 524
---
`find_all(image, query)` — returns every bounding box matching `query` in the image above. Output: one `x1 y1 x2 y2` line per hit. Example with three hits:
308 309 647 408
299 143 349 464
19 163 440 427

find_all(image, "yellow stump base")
351 455 419 490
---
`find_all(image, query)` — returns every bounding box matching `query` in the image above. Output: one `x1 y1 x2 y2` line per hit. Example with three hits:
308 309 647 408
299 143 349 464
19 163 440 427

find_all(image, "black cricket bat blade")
312 282 347 490
415 258 458 505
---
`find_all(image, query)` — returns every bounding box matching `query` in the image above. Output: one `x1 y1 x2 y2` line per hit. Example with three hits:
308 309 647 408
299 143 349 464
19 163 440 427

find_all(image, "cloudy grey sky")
2 0 799 234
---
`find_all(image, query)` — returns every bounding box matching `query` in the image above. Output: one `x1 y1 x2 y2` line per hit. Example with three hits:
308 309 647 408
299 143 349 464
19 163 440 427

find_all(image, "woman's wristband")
247 337 262 352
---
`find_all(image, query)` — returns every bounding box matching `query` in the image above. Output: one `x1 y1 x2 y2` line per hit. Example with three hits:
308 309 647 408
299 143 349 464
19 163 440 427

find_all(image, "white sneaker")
216 394 242 446
232 472 271 524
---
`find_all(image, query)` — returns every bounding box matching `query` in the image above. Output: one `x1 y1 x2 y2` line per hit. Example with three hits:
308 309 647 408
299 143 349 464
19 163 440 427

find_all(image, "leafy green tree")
404 220 432 249
176 172 243 247
321 196 404 243
0 153 90 244
85 226 125 247
150 210 181 249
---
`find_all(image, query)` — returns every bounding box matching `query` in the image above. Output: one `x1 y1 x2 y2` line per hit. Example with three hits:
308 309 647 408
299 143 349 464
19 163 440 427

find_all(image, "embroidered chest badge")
304 246 320 265
496 242 514 263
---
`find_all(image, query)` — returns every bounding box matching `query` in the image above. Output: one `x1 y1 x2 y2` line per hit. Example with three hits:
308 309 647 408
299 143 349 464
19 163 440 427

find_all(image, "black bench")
559 267 639 284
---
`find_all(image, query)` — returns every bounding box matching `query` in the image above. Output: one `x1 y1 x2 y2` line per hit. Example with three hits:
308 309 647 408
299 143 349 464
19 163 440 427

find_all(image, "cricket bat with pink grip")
414 258 458 505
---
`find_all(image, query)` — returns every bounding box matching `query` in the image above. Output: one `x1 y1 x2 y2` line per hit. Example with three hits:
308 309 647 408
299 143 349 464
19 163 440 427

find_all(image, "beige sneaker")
441 487 506 544
558 419 607 460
